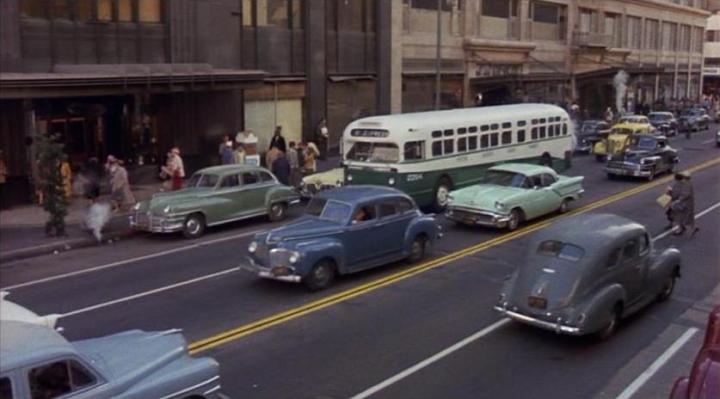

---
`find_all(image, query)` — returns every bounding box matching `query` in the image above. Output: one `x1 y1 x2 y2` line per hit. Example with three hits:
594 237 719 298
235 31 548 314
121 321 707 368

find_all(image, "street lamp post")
435 0 442 110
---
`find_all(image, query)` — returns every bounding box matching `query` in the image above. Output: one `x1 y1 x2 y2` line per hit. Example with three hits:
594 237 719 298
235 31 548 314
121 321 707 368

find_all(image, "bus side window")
404 141 425 160
501 131 512 145
517 130 526 143
458 137 467 152
458 128 467 135
562 124 568 135
468 136 478 150
480 125 490 132
555 123 562 135
432 130 442 138
444 139 454 154
548 125 555 137
531 128 538 140
539 126 546 139
502 122 512 129
432 141 443 157
490 124 499 130
469 126 478 134
480 135 489 149
490 133 499 147
518 120 527 127
444 129 454 137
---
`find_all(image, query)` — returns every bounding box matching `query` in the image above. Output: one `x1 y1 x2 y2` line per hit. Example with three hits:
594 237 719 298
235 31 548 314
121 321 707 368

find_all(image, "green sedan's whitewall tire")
268 202 287 222
559 198 571 214
182 213 206 239
507 209 521 231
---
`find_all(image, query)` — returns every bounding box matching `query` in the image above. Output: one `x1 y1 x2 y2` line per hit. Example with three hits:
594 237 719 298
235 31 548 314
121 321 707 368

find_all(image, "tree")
35 133 68 236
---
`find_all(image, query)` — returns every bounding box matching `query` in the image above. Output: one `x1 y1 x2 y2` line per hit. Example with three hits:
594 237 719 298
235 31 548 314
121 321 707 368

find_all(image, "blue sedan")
244 186 442 290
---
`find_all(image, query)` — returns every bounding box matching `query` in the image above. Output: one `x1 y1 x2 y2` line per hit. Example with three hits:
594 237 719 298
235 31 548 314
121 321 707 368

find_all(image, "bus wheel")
432 178 452 212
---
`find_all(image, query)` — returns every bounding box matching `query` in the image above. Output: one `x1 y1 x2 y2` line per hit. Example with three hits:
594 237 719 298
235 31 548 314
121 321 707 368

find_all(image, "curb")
0 228 138 264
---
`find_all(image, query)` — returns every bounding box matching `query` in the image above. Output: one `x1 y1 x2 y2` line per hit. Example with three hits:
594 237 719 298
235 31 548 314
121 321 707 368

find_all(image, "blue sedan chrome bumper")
604 165 653 177
493 305 581 335
242 256 302 283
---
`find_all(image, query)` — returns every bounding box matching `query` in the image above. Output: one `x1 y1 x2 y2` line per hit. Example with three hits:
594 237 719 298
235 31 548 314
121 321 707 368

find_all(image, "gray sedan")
494 213 680 339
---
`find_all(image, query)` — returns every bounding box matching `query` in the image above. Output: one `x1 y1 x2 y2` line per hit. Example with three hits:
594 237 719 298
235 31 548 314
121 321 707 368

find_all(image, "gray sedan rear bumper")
494 306 582 335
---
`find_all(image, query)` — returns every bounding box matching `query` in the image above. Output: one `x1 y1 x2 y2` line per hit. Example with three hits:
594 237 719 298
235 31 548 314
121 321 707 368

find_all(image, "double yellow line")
189 157 720 354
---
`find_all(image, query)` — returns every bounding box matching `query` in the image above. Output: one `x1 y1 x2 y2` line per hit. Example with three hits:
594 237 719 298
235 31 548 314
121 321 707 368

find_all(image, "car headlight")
288 252 300 264
495 201 506 211
163 205 171 214
248 241 258 253
133 203 141 211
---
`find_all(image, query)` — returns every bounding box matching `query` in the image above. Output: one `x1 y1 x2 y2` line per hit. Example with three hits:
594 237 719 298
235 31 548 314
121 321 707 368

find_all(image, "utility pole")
435 0 442 110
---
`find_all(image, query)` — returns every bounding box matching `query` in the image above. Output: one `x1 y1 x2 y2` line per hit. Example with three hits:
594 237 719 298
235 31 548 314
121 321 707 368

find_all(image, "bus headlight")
388 177 395 186
248 241 258 253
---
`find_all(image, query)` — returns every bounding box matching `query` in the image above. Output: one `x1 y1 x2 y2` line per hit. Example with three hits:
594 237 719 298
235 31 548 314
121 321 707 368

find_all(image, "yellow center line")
188 157 720 354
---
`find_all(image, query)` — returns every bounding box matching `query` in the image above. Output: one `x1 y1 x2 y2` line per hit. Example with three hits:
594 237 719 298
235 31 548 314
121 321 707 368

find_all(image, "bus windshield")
483 170 531 188
346 142 399 163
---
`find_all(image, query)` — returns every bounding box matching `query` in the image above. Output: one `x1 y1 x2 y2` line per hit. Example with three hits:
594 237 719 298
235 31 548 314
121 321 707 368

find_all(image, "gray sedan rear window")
537 240 585 262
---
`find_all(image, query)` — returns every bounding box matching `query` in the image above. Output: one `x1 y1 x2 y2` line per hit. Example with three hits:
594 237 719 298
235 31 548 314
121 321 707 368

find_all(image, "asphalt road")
2 128 719 399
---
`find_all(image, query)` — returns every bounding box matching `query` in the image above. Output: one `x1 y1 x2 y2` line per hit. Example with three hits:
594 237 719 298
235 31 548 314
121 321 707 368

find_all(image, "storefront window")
76 0 94 21
265 0 289 28
54 0 71 19
291 0 303 29
97 0 113 21
139 0 162 23
20 0 48 19
118 0 133 22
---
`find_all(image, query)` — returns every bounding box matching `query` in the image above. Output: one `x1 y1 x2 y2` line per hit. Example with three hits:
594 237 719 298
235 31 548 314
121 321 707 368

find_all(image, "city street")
1 128 718 399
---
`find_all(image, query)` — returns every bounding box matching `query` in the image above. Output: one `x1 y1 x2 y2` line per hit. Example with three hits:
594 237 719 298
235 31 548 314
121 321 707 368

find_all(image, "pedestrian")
287 141 300 187
220 139 235 165
265 146 282 170
269 126 287 153
218 134 231 163
234 143 246 165
667 172 699 236
316 118 329 160
604 107 614 124
303 141 319 174
161 147 185 191
272 150 291 186
60 159 73 200
108 157 135 211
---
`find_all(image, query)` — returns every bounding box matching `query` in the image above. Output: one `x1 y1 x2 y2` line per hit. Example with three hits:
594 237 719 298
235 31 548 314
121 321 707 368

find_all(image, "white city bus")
342 103 573 210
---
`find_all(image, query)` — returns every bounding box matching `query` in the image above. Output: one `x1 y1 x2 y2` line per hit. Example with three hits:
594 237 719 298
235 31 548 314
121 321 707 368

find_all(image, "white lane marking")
58 267 239 318
701 138 716 144
652 200 720 242
1 229 260 291
615 327 699 399
350 319 511 399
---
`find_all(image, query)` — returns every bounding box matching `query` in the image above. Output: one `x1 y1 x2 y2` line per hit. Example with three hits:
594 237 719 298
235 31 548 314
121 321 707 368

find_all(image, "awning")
469 72 571 86
574 66 666 80
0 63 266 99
328 74 376 82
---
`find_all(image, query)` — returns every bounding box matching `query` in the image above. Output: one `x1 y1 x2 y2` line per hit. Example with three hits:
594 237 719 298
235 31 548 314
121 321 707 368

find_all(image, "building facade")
703 1 720 94
389 0 709 117
0 0 387 205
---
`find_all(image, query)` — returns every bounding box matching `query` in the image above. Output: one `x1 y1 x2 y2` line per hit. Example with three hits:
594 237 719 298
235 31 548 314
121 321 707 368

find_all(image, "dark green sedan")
130 165 299 238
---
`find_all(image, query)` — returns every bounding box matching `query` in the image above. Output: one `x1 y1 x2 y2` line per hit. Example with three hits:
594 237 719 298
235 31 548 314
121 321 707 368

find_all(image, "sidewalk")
0 184 158 263
0 157 342 263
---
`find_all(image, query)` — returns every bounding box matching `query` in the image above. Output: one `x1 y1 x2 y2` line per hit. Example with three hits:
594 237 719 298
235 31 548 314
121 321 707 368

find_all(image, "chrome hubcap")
314 266 328 282
187 219 199 234
272 205 283 217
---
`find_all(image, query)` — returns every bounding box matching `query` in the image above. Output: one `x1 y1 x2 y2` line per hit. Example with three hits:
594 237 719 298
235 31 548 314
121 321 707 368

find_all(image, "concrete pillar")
520 0 530 41
0 0 22 71
389 1 404 113
376 0 392 114
304 1 326 141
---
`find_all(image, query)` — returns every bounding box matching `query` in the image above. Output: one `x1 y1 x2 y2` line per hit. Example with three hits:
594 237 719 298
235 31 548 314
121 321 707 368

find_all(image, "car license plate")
528 296 547 309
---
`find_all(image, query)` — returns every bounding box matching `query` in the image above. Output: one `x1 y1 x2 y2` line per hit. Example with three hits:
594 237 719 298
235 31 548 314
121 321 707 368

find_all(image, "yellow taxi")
593 122 653 162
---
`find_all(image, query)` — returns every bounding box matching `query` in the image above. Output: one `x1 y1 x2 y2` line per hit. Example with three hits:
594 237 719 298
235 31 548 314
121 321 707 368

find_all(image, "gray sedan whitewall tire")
657 275 676 302
595 307 621 341
182 213 205 239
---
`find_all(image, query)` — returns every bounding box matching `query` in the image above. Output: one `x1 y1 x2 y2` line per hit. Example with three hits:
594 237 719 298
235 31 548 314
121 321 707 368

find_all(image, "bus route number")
407 174 424 182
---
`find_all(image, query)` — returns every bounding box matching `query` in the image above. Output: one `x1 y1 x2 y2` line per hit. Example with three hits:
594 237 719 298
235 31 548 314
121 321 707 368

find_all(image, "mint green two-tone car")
131 165 300 238
445 163 584 231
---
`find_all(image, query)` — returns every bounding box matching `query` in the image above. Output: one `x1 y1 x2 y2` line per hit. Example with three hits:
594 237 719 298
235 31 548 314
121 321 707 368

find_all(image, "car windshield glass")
484 170 529 188
305 198 352 223
649 114 670 121
580 123 597 133
611 128 633 135
634 136 656 149
537 240 585 262
186 173 218 188
346 142 399 163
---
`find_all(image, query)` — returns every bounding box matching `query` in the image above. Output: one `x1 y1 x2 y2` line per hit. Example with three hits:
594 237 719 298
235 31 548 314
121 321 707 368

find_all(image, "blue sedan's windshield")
484 170 531 188
634 136 657 149
305 198 352 223
537 240 585 262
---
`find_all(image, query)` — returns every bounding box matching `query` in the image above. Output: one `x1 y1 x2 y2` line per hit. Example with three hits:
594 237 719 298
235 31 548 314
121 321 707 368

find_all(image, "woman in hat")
667 171 699 236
